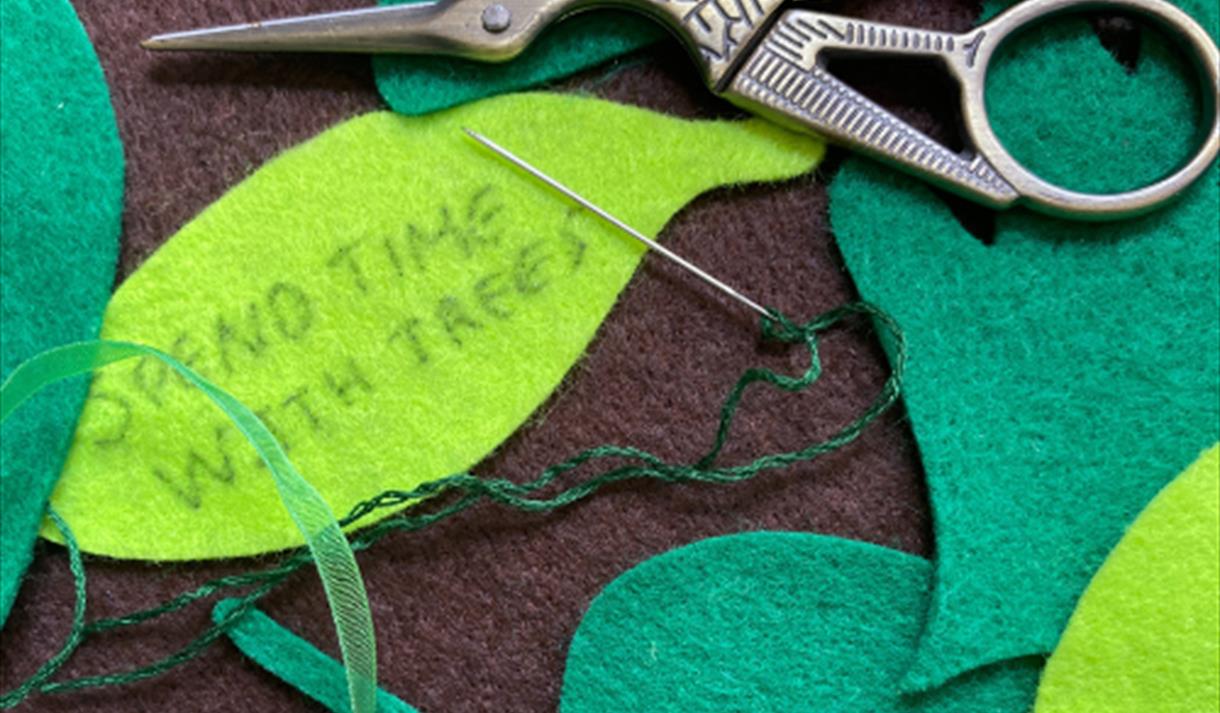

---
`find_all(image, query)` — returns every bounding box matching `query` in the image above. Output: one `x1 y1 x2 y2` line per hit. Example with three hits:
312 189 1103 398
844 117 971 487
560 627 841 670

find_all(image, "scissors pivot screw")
481 4 512 32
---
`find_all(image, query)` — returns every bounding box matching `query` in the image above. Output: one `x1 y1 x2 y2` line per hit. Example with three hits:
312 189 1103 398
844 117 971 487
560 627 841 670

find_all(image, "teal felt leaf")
214 600 416 713
561 532 1041 712
372 2 664 115
830 0 1219 691
0 0 123 626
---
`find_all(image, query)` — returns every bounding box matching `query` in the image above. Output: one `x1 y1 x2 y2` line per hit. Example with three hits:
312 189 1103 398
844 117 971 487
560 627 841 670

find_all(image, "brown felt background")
1 1 988 710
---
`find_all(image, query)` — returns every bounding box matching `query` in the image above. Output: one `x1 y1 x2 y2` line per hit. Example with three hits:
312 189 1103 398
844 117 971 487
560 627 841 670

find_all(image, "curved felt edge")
560 531 1040 712
213 600 417 713
1034 444 1220 713
0 0 123 627
372 3 664 115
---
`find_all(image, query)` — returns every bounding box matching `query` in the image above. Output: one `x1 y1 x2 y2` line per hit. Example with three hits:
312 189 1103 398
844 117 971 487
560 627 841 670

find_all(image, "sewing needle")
463 128 772 320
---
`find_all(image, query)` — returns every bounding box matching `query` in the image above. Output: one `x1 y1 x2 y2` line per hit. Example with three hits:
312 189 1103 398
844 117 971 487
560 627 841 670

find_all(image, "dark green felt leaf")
561 532 1041 712
372 1 664 116
830 0 1219 691
0 0 123 626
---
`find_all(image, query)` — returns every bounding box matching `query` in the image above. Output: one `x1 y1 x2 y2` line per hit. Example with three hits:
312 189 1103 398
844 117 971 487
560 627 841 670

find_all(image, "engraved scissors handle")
146 0 1219 219
726 0 1220 219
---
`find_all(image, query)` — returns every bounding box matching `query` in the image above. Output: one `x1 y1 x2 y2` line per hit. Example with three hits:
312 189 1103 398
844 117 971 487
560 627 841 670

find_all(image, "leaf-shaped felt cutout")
561 532 1041 712
1 0 123 625
45 94 823 560
1034 444 1220 713
830 0 1219 691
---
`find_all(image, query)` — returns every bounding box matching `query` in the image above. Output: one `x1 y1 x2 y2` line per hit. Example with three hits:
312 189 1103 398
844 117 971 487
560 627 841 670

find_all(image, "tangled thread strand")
0 511 87 706
0 303 904 708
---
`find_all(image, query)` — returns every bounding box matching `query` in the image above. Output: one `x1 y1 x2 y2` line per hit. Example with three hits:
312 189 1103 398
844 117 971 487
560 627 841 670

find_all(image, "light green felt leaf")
830 0 1220 690
46 93 823 560
561 532 1041 712
1035 444 1220 713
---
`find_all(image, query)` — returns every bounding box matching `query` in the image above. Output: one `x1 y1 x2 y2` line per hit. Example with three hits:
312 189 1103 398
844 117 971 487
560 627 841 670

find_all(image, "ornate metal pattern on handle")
727 14 1020 208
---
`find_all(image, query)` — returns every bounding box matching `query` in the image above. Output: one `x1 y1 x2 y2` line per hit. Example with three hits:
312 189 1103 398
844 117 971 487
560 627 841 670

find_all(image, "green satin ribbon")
214 599 417 713
0 340 377 713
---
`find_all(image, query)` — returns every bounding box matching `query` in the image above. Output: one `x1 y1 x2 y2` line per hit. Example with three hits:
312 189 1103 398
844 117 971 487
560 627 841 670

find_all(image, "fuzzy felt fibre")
561 532 1041 712
1034 445 1220 713
68 0 384 279
46 94 823 559
0 0 123 626
831 0 1220 689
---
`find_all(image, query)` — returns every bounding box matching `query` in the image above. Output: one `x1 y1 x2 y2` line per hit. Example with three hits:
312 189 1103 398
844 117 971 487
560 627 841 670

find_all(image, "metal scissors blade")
141 1 550 61
145 0 1219 220
143 3 448 55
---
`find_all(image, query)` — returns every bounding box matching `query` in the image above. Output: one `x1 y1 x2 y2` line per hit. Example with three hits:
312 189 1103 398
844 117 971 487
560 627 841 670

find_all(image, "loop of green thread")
0 510 86 708
0 303 904 707
0 342 376 713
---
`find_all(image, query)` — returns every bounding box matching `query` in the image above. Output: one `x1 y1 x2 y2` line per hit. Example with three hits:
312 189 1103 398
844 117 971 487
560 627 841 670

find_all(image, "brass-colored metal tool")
145 0 1219 220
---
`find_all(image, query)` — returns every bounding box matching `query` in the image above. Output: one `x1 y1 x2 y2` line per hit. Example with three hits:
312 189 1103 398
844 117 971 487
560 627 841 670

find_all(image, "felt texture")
214 600 417 713
830 0 1220 690
70 0 384 280
1034 444 1220 713
982 0 1213 194
561 532 1041 712
46 94 824 560
373 2 663 115
0 0 123 627
1 2 986 710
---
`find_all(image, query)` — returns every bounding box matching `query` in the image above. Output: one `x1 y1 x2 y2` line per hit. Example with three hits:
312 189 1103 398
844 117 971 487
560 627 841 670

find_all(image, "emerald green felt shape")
0 0 123 627
829 0 1219 691
561 532 1041 712
982 0 1214 194
372 0 663 115
213 600 417 713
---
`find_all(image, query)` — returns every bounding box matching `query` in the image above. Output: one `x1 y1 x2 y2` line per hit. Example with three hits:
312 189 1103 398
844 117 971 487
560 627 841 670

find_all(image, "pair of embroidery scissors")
145 0 1219 220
